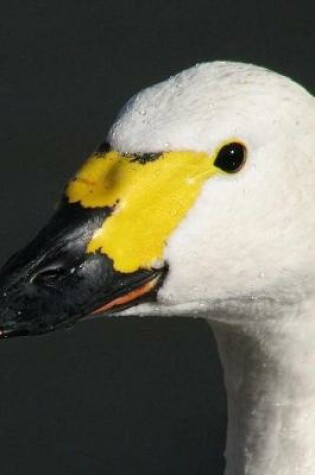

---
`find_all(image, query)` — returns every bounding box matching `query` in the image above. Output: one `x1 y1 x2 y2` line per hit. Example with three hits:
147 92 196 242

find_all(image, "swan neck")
211 302 315 475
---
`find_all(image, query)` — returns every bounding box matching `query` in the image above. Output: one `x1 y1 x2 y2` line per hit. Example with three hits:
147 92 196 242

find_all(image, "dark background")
0 1 314 474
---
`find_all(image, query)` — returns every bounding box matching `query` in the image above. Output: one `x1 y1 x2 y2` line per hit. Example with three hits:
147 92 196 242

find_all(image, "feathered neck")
211 297 315 475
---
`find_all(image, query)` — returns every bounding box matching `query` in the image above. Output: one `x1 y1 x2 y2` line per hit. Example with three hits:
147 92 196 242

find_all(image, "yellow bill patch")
66 149 219 273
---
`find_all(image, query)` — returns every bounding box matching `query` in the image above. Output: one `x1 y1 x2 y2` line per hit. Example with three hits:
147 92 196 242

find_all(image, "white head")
1 61 314 337
109 61 315 318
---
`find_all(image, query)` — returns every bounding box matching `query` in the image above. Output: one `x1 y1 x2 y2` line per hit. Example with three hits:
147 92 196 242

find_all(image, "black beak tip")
0 248 169 339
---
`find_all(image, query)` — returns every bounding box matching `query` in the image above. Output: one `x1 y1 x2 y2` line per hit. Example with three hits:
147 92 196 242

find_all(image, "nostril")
31 266 67 286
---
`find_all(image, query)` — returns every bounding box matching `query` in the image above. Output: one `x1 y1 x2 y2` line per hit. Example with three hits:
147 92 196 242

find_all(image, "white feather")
109 61 315 475
109 61 315 311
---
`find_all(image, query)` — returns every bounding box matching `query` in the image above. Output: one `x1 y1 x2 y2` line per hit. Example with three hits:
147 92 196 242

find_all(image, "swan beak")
0 145 216 338
0 198 167 338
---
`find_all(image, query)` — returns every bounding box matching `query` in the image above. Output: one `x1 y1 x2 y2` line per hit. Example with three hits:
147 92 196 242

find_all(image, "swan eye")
214 142 247 173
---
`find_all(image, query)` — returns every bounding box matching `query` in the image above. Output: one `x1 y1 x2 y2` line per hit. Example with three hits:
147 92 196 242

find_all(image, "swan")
0 61 314 475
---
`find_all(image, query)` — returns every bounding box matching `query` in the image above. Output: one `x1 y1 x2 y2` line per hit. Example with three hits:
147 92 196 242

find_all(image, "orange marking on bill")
92 276 159 315
75 177 97 186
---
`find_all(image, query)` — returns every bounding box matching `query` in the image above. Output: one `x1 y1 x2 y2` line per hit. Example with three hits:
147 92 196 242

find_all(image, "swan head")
0 61 314 336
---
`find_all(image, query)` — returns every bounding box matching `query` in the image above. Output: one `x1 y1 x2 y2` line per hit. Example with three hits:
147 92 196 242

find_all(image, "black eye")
214 142 247 173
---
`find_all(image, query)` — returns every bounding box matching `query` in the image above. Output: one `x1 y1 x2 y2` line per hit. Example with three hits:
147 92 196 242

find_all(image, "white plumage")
115 61 315 314
111 62 315 475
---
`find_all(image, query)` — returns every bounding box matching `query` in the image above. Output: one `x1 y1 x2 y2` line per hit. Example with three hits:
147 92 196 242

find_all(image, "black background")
0 1 314 474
